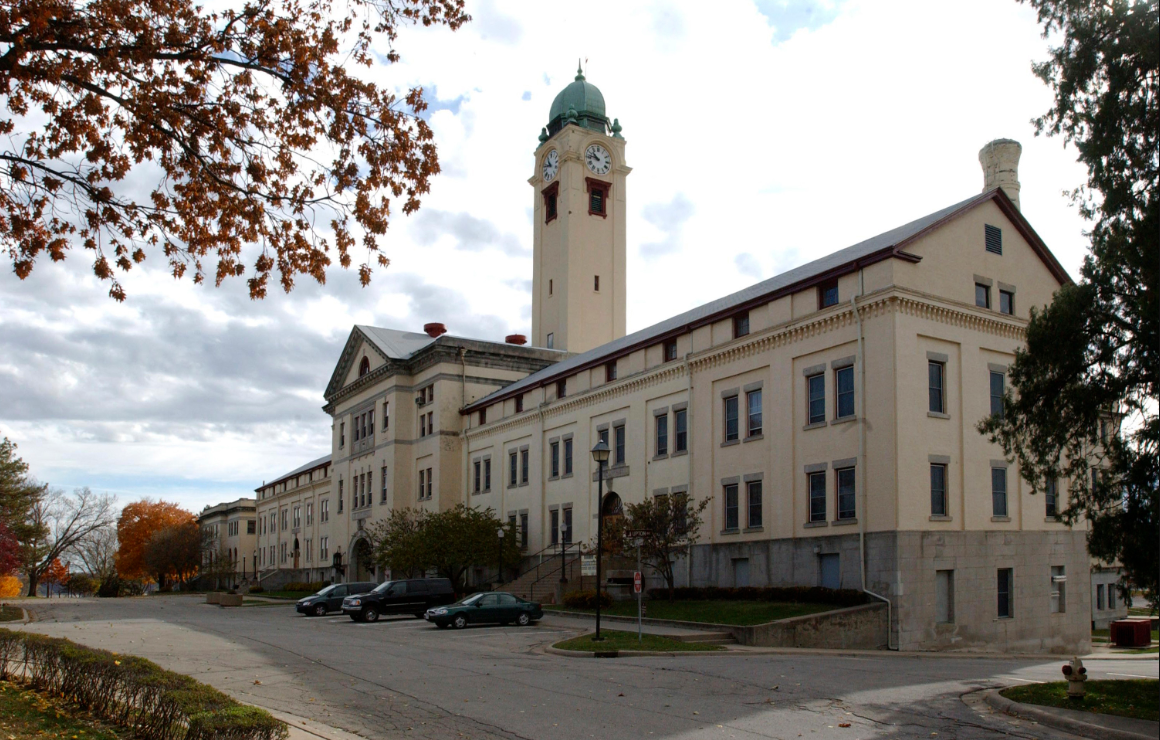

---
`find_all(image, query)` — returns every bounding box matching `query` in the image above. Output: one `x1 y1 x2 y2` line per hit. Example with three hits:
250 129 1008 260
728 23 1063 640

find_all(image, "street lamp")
497 527 505 586
559 519 570 584
591 439 610 641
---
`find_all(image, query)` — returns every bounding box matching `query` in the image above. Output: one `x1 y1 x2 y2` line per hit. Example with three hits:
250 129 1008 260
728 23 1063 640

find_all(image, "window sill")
1045 516 1061 523
832 518 858 526
928 411 951 420
548 475 559 482
652 454 669 462
928 515 953 522
562 472 574 479
804 520 828 528
519 482 530 488
671 449 689 458
743 526 764 533
720 439 740 448
803 421 828 431
720 528 740 536
831 415 857 426
991 516 1011 523
743 434 764 443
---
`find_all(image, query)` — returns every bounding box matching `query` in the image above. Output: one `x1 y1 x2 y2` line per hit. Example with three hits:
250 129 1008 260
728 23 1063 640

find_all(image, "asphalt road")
13 596 1158 740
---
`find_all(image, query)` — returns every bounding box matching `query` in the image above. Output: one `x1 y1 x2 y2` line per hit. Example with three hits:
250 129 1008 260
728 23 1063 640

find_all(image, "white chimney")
979 139 1022 210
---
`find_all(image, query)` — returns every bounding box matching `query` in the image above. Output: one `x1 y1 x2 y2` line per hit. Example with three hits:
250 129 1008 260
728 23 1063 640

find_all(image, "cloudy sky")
0 0 1092 515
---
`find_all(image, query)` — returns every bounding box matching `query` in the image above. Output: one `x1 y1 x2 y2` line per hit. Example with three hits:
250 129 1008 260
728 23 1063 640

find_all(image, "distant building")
249 68 1094 653
197 498 257 584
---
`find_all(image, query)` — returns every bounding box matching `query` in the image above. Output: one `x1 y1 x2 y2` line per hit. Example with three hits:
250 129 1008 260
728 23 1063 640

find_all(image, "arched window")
358 357 370 377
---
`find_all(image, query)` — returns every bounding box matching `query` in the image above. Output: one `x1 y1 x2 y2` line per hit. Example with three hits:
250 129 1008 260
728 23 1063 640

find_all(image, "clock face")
541 150 559 182
585 144 612 175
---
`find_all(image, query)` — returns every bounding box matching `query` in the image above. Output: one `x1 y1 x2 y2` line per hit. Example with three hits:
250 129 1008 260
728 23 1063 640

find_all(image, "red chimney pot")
505 334 527 345
423 322 447 338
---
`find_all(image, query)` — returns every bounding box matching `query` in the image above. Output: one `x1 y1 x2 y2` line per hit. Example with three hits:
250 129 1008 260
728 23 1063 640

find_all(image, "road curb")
545 644 738 658
982 688 1158 740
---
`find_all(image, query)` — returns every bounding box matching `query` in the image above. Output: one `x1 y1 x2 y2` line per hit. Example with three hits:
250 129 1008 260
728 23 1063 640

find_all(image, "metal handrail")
527 548 580 592
508 543 564 583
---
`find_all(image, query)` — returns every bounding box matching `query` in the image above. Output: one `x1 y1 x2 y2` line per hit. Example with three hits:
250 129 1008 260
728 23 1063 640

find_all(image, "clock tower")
530 64 629 354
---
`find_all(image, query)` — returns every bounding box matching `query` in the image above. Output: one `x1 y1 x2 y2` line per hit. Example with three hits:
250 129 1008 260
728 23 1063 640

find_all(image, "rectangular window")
337 480 344 512
427 410 434 434
606 361 617 382
550 509 559 546
562 507 573 544
1108 586 1116 610
515 395 523 413
545 192 557 221
999 290 1014 315
1097 583 1105 610
426 467 433 499
594 274 600 291
368 408 374 435
1045 478 1058 517
992 467 1008 517
723 395 739 442
930 464 947 517
747 389 762 436
293 506 301 528
936 570 955 624
479 407 487 425
724 483 739 531
321 499 328 522
818 278 839 309
549 279 553 296
381 465 388 503
747 480 762 528
590 188 604 215
1050 566 1066 614
509 452 517 487
929 361 945 414
556 379 566 398
807 374 825 425
550 442 560 478
483 459 491 490
835 366 854 419
564 438 573 475
546 332 554 349
420 414 426 437
339 422 345 448
733 312 750 338
473 461 481 493
674 408 688 452
247 520 256 534
984 224 1002 255
520 449 529 484
519 512 528 550
614 424 626 465
990 371 1004 418
320 537 328 561
809 471 826 523
997 568 1013 618
418 469 425 500
975 283 991 309
836 467 856 520
383 401 389 430
664 338 678 362
655 414 668 456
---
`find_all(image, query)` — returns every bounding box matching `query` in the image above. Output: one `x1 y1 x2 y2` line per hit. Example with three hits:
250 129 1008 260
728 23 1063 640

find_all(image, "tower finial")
575 59 585 81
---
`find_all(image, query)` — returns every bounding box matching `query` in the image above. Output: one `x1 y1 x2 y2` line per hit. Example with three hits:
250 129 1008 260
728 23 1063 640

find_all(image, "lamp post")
559 520 569 584
497 527 505 586
591 439 610 641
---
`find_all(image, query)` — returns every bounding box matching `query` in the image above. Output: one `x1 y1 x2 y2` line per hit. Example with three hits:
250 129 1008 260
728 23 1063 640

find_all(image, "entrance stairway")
505 550 581 605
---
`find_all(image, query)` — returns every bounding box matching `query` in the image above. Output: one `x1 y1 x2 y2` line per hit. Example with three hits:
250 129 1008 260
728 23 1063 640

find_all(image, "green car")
425 591 543 629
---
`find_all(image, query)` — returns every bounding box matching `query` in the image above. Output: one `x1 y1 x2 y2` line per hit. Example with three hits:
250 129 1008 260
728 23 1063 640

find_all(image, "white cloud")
0 0 1092 512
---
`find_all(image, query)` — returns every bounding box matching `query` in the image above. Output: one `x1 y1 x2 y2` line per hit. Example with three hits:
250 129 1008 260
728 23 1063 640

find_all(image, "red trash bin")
1109 619 1152 647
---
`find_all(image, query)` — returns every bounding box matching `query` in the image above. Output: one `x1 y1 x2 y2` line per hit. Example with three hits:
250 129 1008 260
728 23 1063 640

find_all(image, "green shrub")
0 628 286 740
281 581 327 593
562 589 613 610
646 586 869 607
248 585 264 594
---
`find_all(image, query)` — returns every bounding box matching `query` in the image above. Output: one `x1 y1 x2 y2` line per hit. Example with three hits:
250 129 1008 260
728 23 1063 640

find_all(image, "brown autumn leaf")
116 499 196 581
0 0 469 301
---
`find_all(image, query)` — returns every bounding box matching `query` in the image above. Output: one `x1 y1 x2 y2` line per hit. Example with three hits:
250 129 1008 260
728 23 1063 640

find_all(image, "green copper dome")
545 63 609 137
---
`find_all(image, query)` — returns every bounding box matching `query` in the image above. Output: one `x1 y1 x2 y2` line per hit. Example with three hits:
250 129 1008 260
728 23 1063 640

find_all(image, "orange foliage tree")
1 0 468 301
116 500 195 581
41 557 68 595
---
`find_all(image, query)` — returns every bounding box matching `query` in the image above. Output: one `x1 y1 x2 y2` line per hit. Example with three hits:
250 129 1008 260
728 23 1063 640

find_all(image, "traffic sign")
633 571 642 593
626 529 651 539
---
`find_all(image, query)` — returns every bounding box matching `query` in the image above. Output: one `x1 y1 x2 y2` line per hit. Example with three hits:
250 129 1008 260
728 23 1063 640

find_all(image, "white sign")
633 571 642 594
580 554 596 576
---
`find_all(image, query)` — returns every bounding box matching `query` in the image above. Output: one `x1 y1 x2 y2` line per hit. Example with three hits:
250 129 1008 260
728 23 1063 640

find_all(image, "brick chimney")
979 139 1022 210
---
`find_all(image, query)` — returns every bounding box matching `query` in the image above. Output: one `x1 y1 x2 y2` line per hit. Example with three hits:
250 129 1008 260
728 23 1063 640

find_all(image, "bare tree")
73 523 119 581
23 487 117 596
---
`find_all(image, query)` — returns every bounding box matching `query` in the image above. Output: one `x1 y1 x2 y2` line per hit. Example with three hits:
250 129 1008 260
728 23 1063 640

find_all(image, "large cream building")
250 69 1092 652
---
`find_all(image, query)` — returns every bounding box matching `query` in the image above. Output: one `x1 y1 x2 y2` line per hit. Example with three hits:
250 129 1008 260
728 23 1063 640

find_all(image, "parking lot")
14 595 1158 740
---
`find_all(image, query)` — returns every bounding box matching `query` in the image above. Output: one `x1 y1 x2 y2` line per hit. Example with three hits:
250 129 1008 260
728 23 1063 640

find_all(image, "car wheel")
363 608 379 623
516 612 531 626
453 614 467 630
313 604 327 617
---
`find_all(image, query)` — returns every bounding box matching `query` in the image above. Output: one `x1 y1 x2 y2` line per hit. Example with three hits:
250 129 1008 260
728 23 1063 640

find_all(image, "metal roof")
465 190 1009 411
356 326 439 360
258 453 332 492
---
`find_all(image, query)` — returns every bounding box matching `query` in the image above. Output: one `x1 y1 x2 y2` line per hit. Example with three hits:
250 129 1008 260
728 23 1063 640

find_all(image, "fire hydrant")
1061 656 1087 699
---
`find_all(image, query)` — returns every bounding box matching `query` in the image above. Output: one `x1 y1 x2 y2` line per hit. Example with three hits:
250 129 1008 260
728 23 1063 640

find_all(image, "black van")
296 582 377 616
342 578 455 622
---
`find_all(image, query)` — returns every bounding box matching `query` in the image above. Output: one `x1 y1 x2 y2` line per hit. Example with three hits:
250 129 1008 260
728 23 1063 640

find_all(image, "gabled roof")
258 454 331 492
464 188 1070 412
324 326 437 400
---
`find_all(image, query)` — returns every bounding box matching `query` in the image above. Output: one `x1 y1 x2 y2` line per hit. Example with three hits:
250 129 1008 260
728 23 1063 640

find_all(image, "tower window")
543 182 559 224
984 224 1002 255
586 178 610 218
549 279 553 296
594 275 600 292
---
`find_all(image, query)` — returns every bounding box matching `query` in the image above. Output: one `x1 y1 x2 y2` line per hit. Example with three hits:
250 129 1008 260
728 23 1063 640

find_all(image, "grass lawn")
1001 680 1158 722
0 605 24 622
0 680 128 739
553 629 723 653
547 599 836 626
251 590 313 600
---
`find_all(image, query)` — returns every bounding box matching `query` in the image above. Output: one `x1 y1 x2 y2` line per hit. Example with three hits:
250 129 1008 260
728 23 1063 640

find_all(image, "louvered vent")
984 224 1002 255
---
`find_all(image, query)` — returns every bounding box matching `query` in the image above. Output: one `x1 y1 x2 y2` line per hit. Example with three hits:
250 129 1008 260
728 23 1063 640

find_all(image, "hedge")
0 628 286 740
646 586 869 607
561 589 613 610
281 581 328 593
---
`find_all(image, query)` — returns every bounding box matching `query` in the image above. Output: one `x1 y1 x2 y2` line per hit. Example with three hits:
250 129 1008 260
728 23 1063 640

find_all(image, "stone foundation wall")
732 602 889 649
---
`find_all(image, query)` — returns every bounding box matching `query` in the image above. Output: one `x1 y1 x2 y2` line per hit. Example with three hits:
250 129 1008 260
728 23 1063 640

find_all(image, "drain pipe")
851 277 897 650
